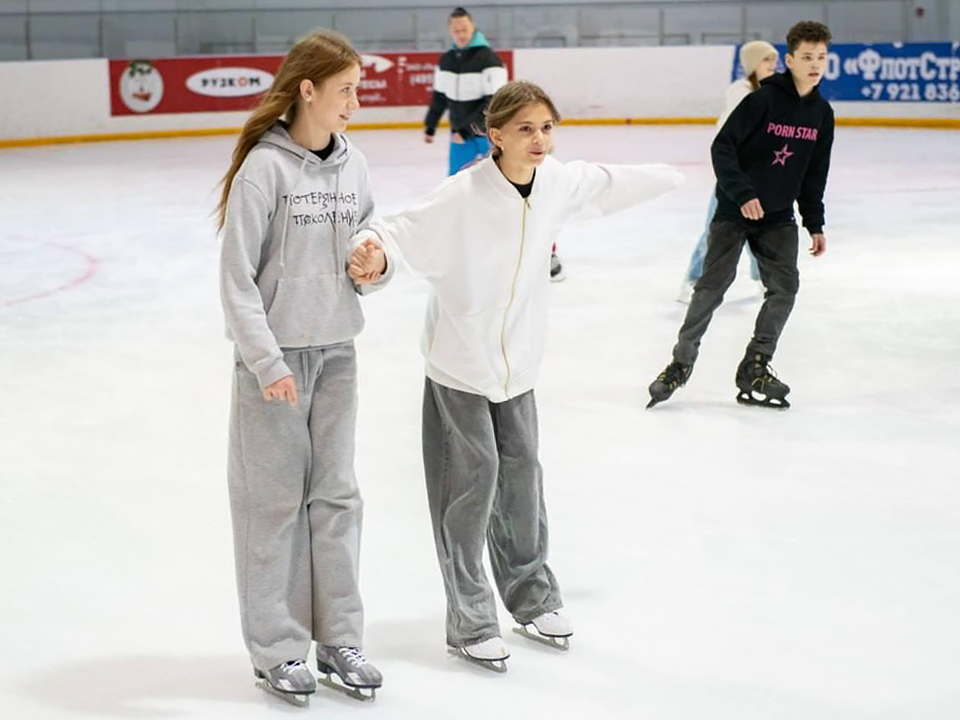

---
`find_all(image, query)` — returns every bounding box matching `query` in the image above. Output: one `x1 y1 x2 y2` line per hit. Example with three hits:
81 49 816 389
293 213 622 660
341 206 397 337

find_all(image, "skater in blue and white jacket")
423 6 508 175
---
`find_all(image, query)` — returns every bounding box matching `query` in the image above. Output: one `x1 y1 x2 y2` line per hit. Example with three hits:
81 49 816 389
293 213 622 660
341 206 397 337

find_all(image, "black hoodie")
711 71 835 234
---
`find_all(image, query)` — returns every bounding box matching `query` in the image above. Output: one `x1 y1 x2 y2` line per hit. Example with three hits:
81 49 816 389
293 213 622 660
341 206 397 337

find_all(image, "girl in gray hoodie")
216 30 392 704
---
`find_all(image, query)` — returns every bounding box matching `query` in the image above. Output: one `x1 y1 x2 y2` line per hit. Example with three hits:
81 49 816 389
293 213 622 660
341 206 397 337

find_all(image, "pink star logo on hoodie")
772 143 794 166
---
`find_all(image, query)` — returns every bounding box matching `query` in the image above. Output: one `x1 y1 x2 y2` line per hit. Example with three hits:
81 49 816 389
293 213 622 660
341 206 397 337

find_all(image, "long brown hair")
216 30 361 230
484 81 561 159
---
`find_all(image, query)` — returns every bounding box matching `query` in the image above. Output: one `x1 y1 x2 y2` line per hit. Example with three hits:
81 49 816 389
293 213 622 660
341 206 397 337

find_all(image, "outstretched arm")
563 160 684 220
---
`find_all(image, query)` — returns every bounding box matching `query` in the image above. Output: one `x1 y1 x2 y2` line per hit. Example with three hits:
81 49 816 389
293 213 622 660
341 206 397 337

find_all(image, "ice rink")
1 124 959 719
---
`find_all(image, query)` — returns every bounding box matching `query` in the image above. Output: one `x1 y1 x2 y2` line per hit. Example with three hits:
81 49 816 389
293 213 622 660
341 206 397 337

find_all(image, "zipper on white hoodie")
500 197 529 398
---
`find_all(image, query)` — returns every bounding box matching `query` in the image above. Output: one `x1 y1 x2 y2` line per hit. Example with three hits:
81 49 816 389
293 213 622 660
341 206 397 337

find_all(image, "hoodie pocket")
503 285 549 376
426 305 515 396
266 273 363 347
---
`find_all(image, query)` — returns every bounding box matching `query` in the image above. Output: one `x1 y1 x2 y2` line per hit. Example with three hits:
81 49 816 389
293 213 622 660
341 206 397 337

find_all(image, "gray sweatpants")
228 341 364 671
673 219 800 365
422 378 563 648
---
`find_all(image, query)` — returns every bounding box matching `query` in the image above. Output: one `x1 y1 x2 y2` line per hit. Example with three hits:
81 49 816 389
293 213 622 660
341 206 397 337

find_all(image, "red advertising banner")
109 51 514 116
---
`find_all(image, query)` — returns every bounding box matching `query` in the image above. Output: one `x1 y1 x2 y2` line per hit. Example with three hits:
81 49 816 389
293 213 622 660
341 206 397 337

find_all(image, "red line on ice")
2 239 100 308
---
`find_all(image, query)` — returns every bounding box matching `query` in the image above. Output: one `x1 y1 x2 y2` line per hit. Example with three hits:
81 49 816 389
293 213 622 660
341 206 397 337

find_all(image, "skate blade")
512 625 572 651
255 679 312 707
316 672 378 701
448 646 509 673
736 391 790 410
646 396 660 409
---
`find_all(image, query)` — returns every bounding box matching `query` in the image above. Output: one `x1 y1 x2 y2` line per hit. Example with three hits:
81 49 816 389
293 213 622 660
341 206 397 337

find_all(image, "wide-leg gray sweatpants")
228 341 364 671
422 378 563 648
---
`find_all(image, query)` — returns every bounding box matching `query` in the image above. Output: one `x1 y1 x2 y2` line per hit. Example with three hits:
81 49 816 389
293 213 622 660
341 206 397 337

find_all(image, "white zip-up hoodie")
355 155 682 402
717 78 753 130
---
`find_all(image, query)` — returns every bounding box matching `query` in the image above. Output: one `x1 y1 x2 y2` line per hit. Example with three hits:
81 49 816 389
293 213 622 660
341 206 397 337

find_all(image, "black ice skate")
316 645 382 701
254 660 316 707
646 360 692 408
735 353 790 409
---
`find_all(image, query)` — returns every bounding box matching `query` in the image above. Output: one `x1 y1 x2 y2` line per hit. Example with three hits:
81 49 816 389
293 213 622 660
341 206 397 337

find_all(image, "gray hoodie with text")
220 123 392 389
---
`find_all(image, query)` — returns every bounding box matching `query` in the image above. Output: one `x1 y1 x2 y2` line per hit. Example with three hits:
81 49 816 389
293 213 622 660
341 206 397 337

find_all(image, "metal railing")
0 1 922 61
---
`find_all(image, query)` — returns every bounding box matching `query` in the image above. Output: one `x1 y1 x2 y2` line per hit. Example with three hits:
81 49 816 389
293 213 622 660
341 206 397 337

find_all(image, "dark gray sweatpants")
228 342 364 671
422 378 563 648
673 219 800 365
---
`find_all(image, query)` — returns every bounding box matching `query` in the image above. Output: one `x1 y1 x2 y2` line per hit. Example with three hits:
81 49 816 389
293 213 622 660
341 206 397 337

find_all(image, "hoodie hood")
763 71 822 104
258 121 352 168
452 29 491 50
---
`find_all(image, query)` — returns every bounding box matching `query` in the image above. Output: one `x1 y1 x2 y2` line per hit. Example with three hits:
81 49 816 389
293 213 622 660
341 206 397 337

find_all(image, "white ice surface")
1 125 959 719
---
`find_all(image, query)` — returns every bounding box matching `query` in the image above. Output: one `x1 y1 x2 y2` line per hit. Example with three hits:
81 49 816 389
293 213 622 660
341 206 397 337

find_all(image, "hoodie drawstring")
278 152 309 274
334 165 344 294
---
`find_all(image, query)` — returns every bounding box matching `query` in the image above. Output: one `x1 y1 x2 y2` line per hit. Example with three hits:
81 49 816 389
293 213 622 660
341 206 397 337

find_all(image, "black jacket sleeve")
797 106 834 234
424 62 449 136
711 91 767 207
457 48 505 139
424 89 448 136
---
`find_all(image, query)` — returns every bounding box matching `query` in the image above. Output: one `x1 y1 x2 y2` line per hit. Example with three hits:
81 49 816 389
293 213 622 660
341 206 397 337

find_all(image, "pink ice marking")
1 238 100 308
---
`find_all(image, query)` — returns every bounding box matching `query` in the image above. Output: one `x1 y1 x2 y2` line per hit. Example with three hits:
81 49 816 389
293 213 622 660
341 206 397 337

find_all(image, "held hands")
348 239 387 285
263 375 297 406
740 198 765 221
810 233 827 257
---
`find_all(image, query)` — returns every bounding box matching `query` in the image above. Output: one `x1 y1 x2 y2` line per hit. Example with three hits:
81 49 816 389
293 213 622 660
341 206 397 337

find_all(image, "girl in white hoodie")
349 81 682 668
217 31 390 702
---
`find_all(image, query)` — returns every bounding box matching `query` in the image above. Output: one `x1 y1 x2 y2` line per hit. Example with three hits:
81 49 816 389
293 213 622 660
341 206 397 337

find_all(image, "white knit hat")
739 41 779 77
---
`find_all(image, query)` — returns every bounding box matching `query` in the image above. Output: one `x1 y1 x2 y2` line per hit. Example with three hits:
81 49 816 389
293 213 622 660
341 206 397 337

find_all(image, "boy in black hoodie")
648 21 834 410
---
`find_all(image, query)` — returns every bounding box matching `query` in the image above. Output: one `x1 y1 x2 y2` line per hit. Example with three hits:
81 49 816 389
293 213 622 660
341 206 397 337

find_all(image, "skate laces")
659 362 689 389
280 660 307 673
337 647 368 668
750 356 782 388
